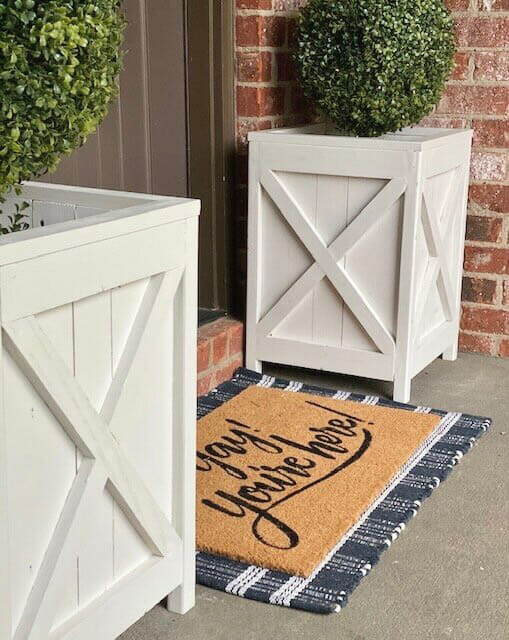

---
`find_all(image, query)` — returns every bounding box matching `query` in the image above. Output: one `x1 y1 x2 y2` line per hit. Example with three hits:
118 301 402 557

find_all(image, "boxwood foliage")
296 0 455 137
0 0 125 198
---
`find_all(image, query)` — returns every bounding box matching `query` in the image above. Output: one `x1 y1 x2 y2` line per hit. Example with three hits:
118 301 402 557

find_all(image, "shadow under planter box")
0 182 199 639
246 124 472 403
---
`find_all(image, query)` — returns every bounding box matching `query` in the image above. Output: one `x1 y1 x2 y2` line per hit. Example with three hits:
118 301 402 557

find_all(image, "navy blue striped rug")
196 368 491 614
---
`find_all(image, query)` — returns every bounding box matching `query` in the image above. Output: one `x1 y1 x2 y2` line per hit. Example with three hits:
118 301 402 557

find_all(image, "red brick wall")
234 0 508 357
235 0 313 308
197 318 244 395
429 0 509 357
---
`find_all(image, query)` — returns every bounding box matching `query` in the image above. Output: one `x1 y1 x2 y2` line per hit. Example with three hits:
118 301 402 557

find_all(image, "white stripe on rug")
257 374 275 388
226 566 268 596
333 390 351 400
285 380 303 392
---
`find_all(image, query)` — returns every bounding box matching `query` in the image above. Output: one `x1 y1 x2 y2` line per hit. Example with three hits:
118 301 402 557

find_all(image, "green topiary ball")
296 0 456 137
0 0 126 197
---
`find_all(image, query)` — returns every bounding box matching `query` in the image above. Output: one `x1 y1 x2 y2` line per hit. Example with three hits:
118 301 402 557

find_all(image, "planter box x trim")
415 178 459 335
3 269 183 640
259 170 406 355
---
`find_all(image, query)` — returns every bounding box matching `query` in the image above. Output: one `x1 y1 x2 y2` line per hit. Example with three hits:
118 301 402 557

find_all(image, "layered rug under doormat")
195 368 491 614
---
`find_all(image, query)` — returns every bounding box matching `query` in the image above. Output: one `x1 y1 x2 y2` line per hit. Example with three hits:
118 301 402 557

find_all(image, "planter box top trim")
0 181 199 266
248 124 472 151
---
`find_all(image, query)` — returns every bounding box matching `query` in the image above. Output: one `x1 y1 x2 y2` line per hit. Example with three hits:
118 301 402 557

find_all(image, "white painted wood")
312 175 348 348
37 306 80 629
109 278 153 583
72 292 115 617
50 557 182 640
271 172 317 343
0 184 199 267
246 140 263 373
0 221 187 322
5 305 77 635
12 460 94 640
247 126 472 402
32 201 76 228
260 169 396 355
259 143 412 180
250 124 473 151
108 268 183 587
413 322 457 377
257 336 394 381
167 215 198 614
0 183 198 639
442 158 471 361
74 206 106 220
394 153 424 404
0 327 13 640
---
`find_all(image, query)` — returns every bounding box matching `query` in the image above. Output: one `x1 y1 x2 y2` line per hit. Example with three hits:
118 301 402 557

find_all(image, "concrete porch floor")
121 353 509 640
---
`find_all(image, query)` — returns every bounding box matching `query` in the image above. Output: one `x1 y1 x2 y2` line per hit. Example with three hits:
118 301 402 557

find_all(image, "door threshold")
198 308 226 327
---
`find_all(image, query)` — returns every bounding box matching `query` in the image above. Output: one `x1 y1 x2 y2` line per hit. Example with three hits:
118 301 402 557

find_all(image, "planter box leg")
168 582 195 615
168 219 198 616
442 341 458 361
246 357 262 373
393 375 411 404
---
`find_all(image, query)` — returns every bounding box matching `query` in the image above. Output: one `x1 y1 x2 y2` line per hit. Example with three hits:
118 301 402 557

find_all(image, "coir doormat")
196 369 491 614
197 385 443 576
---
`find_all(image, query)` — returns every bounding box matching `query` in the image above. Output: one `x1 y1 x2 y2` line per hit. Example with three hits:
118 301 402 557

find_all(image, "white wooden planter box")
0 182 199 640
246 125 472 402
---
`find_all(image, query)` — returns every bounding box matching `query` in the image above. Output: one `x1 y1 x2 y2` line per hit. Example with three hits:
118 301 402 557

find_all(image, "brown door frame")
186 0 235 312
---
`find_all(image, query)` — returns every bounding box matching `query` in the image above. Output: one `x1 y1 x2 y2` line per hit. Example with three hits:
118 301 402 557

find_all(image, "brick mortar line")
236 47 292 52
236 115 509 128
460 339 505 360
236 8 509 16
460 333 507 340
472 145 509 153
464 239 509 248
237 81 298 88
438 111 509 117
447 80 509 85
463 144 506 152
463 287 506 306
447 115 508 119
463 270 508 278
236 46 508 54
462 321 509 330
465 209 506 218
463 291 507 307
455 48 509 52
236 48 293 54
460 310 509 320
456 47 509 51
236 77 509 86
459 331 506 355
237 79 509 93
464 296 506 309
236 10 509 17
444 79 509 83
236 9 300 16
463 304 509 312
198 353 244 380
452 12 509 15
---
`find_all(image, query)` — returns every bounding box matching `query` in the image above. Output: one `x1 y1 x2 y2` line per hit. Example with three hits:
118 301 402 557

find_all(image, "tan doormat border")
197 385 444 577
